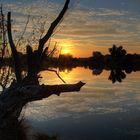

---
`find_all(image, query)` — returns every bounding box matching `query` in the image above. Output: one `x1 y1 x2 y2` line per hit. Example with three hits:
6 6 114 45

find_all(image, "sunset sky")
2 0 140 57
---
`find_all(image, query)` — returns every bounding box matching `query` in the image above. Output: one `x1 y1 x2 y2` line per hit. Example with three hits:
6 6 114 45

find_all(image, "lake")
25 67 140 140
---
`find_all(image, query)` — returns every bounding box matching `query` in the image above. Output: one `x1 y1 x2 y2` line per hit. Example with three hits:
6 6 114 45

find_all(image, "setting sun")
59 41 73 55
61 48 70 54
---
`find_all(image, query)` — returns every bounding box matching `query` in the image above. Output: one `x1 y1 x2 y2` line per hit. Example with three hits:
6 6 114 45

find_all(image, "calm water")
25 67 140 140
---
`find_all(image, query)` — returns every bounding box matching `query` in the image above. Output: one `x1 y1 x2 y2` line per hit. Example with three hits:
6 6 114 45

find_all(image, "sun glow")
61 48 70 54
59 41 73 55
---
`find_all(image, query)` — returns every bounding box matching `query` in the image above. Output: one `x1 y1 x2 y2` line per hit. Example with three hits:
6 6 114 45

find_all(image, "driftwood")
0 0 85 129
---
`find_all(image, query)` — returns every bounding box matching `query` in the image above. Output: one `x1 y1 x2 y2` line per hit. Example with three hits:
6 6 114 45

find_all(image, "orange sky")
3 0 140 57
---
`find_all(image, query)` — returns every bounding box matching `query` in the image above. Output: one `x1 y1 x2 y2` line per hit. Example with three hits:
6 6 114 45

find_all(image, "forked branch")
38 0 70 54
7 12 22 82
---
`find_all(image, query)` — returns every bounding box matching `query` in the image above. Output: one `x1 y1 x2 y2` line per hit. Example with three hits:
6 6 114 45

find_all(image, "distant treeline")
1 45 140 72
43 45 140 71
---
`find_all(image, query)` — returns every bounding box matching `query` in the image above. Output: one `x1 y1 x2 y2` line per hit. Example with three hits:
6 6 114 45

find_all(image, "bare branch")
38 0 70 54
47 42 57 57
7 12 22 82
16 15 30 47
0 5 7 61
39 18 47 39
46 68 66 83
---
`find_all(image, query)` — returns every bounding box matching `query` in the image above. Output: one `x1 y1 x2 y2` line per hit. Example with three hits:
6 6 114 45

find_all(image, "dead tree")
0 0 85 129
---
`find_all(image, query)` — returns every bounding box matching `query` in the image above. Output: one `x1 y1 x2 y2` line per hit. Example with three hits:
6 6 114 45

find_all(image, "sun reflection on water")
40 67 96 84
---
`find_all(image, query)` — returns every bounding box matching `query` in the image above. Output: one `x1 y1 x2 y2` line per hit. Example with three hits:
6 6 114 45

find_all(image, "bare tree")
0 0 85 129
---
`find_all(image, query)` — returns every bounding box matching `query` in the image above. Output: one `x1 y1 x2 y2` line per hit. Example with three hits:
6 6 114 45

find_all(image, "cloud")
89 8 128 16
2 0 140 56
57 6 140 54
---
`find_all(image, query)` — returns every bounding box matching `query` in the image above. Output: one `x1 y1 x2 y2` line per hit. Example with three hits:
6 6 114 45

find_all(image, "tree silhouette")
109 45 127 58
0 0 85 132
92 51 104 62
91 51 105 68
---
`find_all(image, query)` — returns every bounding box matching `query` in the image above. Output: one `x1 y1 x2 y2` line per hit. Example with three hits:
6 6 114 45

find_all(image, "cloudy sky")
1 0 140 57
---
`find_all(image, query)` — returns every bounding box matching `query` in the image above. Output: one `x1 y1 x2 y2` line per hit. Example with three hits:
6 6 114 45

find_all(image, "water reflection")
54 66 139 84
108 69 126 83
90 66 137 83
27 68 140 140
0 67 140 140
